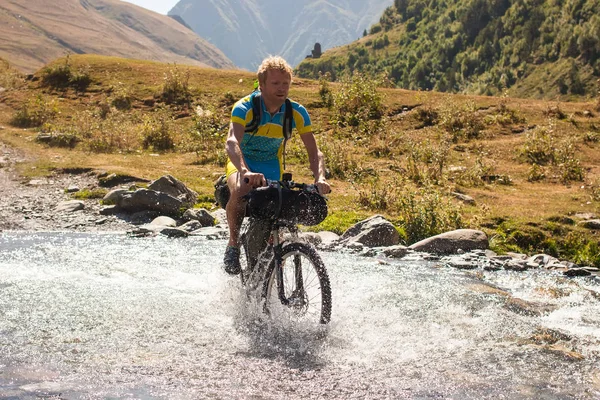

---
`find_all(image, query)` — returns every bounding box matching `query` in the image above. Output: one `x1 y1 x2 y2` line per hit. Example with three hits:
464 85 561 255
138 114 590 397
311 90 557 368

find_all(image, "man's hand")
315 179 331 195
242 170 266 188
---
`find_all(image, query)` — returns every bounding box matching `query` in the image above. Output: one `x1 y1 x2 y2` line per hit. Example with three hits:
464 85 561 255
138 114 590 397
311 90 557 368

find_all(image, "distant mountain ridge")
0 0 235 74
168 0 394 71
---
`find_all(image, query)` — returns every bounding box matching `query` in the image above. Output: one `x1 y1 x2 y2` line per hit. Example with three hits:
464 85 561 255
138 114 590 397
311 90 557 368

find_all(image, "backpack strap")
245 92 262 134
282 98 293 171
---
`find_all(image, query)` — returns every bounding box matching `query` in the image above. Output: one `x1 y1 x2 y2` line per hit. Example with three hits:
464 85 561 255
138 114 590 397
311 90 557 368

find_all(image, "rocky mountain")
168 0 393 71
0 0 235 74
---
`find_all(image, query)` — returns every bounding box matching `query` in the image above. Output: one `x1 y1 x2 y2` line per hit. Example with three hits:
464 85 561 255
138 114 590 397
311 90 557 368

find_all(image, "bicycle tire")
262 242 332 324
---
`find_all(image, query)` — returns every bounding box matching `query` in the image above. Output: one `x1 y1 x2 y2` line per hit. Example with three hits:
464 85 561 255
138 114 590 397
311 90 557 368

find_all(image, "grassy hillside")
296 0 600 101
1 55 599 265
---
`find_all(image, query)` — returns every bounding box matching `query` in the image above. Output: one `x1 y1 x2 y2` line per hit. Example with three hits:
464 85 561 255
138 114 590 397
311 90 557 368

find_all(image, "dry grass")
1 54 599 261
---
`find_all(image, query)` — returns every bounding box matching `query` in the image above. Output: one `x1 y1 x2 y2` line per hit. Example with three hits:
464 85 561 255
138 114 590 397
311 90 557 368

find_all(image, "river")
1 231 599 399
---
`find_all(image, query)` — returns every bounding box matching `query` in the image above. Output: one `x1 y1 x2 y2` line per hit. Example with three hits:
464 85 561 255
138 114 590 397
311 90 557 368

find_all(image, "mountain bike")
238 173 332 325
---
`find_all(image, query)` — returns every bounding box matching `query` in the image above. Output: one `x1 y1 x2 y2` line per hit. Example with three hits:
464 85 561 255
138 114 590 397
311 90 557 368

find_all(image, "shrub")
404 136 451 185
160 63 191 106
395 185 463 243
331 72 385 129
318 72 334 108
110 83 133 110
520 124 555 165
438 99 485 142
318 137 360 180
41 55 91 91
141 110 175 151
10 95 58 128
183 105 227 164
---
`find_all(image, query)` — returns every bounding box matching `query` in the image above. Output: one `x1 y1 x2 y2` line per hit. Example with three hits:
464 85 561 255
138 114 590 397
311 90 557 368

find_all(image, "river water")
0 231 599 399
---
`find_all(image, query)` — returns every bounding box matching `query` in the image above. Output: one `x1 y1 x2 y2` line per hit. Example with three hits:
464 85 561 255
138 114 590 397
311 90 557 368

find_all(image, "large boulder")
148 175 198 207
409 229 488 254
340 215 400 247
117 189 183 216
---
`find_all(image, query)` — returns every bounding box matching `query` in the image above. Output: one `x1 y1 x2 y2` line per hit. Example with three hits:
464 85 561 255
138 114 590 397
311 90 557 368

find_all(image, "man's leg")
223 172 250 275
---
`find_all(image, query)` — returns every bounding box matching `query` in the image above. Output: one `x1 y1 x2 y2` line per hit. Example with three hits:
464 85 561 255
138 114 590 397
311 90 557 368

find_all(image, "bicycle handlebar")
243 177 321 194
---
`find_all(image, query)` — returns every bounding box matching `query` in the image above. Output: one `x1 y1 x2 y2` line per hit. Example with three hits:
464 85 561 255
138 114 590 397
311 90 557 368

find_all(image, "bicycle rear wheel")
262 242 332 324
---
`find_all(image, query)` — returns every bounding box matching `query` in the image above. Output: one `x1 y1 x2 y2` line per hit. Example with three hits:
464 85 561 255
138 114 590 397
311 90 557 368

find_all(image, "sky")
120 0 179 15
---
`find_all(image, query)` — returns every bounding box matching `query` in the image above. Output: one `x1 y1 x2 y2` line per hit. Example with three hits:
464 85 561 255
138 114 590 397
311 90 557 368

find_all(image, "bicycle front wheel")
262 242 332 325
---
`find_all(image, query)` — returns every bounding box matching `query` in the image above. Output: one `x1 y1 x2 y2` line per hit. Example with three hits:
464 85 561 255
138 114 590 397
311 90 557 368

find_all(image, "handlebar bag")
245 185 328 226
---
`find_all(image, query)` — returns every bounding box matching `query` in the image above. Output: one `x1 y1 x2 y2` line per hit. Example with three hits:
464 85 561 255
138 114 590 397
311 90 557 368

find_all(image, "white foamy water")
1 231 599 399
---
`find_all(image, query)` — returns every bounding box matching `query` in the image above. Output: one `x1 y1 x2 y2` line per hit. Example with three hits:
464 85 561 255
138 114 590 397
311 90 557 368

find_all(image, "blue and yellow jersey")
231 92 312 164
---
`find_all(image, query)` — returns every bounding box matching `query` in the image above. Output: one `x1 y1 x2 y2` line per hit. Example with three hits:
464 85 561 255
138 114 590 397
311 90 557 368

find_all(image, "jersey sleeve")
292 102 312 135
231 95 253 126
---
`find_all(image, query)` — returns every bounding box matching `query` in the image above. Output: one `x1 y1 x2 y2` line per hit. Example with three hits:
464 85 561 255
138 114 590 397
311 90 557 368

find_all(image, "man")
223 55 331 275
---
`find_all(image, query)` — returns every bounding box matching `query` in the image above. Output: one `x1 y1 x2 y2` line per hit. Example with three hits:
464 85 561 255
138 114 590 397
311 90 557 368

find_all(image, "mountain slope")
168 0 393 71
296 0 600 100
0 0 235 74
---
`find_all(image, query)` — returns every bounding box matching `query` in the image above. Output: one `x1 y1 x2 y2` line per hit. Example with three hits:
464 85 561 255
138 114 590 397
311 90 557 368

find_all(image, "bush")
141 110 175 151
395 185 463 243
182 105 227 164
10 95 58 128
41 56 91 91
160 63 191 106
331 72 385 131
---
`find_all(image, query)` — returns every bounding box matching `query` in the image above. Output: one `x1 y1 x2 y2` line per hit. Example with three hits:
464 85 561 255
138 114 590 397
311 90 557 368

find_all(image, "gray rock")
179 220 203 232
409 229 488 254
103 189 129 205
148 175 198 207
117 189 182 216
317 231 340 246
159 227 189 238
340 215 400 247
451 192 475 205
578 219 600 230
55 200 84 212
150 216 177 227
382 245 409 258
299 232 322 246
183 208 215 227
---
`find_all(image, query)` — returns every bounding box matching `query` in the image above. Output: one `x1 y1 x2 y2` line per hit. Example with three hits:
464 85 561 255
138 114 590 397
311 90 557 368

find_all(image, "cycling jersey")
227 92 312 180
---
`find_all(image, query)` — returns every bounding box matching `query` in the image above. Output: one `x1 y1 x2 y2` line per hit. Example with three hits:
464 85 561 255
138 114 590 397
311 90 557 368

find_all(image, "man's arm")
300 132 331 194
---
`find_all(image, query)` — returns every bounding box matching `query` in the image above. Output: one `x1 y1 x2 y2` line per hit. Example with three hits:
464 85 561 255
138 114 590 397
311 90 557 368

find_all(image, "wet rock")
563 268 592 277
148 174 198 207
179 220 203 232
409 229 488 254
504 297 557 317
466 283 510 297
317 231 340 247
382 245 409 259
66 185 80 193
103 189 130 205
159 227 189 238
340 215 400 247
149 216 177 227
117 189 182 216
183 208 215 227
300 232 322 246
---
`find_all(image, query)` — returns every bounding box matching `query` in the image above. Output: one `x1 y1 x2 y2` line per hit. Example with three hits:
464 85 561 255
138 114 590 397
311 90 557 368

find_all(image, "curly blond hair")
257 56 293 85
